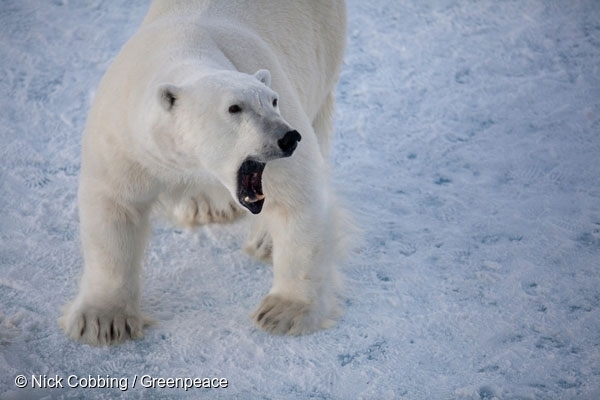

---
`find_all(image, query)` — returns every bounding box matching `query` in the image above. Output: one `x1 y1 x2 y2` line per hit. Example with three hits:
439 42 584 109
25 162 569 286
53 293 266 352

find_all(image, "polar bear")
60 0 347 345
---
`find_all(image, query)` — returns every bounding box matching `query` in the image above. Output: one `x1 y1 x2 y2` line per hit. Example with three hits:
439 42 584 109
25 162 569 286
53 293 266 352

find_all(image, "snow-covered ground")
1 0 599 398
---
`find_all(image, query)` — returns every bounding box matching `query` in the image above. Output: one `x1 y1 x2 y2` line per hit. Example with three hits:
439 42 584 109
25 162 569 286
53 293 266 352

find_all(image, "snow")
1 0 599 398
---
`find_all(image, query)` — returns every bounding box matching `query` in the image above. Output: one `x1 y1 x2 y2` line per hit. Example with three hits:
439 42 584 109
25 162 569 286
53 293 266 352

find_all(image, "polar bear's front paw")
171 194 245 227
59 303 149 346
252 294 332 335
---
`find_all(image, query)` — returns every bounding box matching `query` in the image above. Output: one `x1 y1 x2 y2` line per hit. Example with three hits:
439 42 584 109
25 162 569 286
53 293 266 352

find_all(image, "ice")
1 0 599 398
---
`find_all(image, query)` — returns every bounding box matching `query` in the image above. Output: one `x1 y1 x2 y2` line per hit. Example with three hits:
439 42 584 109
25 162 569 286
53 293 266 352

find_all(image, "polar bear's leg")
252 205 343 335
251 152 345 334
159 179 245 228
59 189 151 345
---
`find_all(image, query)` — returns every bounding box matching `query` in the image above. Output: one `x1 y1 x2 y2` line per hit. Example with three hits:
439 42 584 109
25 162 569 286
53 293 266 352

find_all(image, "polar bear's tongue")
237 159 266 214
243 172 265 203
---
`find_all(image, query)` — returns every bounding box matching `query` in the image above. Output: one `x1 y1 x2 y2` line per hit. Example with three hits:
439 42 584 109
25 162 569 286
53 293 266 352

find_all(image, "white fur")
60 0 348 345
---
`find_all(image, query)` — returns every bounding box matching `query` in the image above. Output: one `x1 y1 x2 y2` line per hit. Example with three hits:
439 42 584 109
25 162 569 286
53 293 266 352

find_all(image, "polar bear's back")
143 0 346 123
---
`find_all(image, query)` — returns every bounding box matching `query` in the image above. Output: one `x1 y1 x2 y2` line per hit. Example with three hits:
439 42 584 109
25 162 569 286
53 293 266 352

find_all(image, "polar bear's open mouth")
237 159 266 214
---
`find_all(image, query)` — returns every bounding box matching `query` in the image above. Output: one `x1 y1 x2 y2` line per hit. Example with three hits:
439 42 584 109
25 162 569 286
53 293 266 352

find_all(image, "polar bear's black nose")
278 130 302 156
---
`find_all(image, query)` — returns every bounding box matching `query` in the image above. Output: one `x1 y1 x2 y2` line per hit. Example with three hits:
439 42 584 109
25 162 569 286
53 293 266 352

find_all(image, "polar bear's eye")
272 98 278 107
228 104 242 114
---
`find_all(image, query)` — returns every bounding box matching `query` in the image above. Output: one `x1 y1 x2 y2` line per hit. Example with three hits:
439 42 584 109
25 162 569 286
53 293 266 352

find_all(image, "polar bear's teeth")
244 193 265 203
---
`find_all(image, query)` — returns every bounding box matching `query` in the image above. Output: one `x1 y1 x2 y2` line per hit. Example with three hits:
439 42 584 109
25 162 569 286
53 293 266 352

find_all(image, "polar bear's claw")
168 193 245 227
60 303 149 346
192 196 244 226
252 294 324 335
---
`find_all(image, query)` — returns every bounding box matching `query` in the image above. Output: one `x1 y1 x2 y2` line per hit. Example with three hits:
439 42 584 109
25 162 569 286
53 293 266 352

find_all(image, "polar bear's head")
151 69 301 214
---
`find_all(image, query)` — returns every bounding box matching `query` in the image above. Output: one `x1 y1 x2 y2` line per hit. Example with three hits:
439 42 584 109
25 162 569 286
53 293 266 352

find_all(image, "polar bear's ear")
254 69 271 87
158 84 180 111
